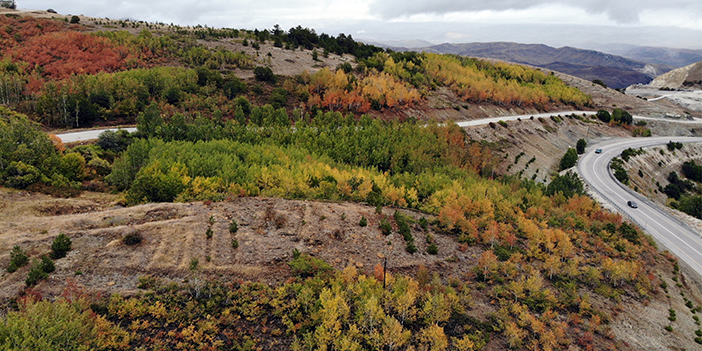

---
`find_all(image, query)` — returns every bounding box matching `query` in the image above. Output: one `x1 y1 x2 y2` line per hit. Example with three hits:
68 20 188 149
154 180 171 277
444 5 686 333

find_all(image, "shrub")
559 148 578 171
7 245 29 273
0 299 129 349
419 217 428 231
70 15 80 24
359 216 367 227
232 239 239 249
206 227 213 239
97 129 132 153
427 243 438 255
611 158 629 184
40 255 55 273
123 231 143 245
667 141 683 151
50 233 72 259
592 79 607 88
229 219 239 234
253 66 276 83
289 250 333 278
546 171 584 199
337 62 353 73
25 259 49 286
612 108 633 125
576 138 586 154
498 120 508 128
596 109 611 123
379 218 392 235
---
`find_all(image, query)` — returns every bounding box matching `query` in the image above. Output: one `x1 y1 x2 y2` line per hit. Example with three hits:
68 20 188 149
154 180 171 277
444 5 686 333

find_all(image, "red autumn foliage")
13 31 133 79
0 15 66 51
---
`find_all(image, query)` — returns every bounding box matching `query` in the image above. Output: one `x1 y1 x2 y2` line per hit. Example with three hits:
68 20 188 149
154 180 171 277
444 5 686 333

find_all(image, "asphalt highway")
578 137 702 277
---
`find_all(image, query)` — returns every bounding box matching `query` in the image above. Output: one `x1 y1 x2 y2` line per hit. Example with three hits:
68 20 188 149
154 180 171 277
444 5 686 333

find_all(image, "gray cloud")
369 0 701 24
16 0 702 49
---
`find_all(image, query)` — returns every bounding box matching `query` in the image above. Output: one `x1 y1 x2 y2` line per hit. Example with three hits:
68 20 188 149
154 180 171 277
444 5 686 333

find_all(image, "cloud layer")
18 0 702 49
369 0 702 25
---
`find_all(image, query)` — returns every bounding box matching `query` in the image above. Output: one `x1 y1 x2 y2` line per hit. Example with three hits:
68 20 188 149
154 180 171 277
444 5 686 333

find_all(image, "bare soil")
0 189 476 300
1 187 702 349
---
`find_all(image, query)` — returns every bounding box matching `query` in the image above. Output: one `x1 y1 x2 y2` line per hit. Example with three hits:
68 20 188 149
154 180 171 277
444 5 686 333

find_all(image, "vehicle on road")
595 149 602 154
627 201 638 209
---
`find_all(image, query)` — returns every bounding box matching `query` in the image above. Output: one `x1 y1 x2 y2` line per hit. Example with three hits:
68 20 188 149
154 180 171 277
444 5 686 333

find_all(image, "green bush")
0 299 128 350
612 108 633 125
576 138 586 154
229 219 239 234
70 15 80 24
4 161 42 189
59 153 86 181
596 109 611 123
25 259 48 286
359 216 367 227
7 245 29 273
288 250 333 278
379 218 392 235
97 129 132 153
40 255 55 273
559 148 578 171
232 239 239 249
126 162 189 204
419 217 428 231
50 233 72 259
427 243 438 255
253 66 276 83
546 171 584 199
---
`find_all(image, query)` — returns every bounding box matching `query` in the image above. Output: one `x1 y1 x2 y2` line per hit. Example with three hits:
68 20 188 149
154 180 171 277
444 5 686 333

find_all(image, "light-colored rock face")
649 61 702 89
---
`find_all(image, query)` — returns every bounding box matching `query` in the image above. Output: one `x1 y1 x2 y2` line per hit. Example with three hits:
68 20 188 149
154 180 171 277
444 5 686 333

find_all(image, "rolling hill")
648 60 702 89
588 43 702 68
405 42 671 89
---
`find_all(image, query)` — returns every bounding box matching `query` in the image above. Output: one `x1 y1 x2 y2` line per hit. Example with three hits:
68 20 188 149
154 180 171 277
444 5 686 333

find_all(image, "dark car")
627 201 638 209
595 149 603 154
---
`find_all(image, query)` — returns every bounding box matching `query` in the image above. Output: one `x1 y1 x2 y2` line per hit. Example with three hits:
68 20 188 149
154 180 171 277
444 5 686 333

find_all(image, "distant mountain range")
581 43 702 68
365 41 702 90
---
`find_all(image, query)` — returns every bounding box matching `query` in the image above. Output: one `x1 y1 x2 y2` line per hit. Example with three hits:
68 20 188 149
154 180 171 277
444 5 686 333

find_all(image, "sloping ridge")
649 61 702 89
417 42 663 89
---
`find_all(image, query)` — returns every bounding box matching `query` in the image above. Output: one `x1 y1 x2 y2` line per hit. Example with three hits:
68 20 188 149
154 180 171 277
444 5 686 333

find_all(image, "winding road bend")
578 137 702 278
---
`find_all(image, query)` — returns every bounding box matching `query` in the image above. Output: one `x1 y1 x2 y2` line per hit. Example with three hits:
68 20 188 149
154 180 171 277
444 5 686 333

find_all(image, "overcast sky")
21 0 702 49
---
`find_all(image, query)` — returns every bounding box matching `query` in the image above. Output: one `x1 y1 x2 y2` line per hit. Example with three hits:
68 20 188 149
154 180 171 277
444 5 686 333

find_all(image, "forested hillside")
1 11 700 351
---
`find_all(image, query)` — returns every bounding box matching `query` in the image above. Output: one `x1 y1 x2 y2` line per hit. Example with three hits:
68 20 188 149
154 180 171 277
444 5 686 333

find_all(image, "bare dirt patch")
0 190 473 300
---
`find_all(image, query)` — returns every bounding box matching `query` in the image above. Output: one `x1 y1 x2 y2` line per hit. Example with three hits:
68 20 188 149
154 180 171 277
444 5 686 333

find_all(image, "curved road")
578 137 702 277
